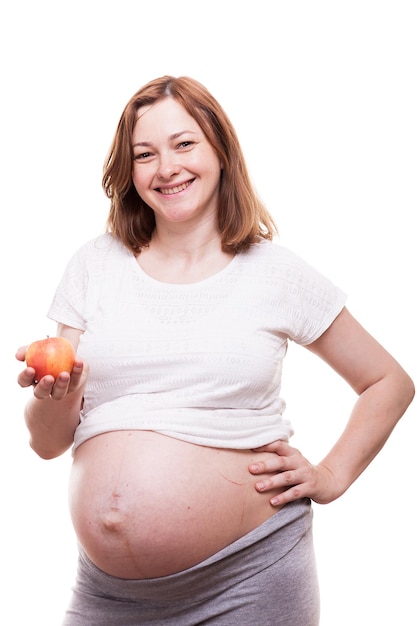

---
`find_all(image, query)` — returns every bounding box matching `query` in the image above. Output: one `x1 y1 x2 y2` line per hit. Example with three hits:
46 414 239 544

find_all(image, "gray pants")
63 498 319 625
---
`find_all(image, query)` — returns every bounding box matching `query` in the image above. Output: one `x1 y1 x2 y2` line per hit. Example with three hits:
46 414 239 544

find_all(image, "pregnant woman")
16 76 414 625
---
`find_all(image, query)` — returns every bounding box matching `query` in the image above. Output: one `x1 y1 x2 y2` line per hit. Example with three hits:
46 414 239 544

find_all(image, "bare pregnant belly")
69 430 284 579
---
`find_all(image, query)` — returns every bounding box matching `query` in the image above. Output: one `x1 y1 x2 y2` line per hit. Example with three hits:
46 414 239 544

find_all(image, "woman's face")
131 98 222 228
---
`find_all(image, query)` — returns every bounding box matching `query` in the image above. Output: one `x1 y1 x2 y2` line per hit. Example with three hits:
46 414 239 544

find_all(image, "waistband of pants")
76 498 313 604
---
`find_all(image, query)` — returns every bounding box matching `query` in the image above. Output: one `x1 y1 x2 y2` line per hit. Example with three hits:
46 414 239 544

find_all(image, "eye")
177 141 194 149
133 151 152 161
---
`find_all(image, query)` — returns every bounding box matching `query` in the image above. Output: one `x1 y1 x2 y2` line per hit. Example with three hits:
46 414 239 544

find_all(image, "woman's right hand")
15 345 88 401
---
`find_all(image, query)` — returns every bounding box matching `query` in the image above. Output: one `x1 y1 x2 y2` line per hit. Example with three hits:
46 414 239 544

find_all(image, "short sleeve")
274 246 347 345
47 245 89 330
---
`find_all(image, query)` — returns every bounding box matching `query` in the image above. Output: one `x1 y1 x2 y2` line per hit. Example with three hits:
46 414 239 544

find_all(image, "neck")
137 223 234 284
150 217 223 261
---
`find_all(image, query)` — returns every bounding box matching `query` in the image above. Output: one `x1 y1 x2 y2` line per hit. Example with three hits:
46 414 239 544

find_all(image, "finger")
249 445 296 474
32 375 56 399
48 371 73 400
66 361 85 393
15 346 28 362
270 484 307 507
249 456 287 474
254 459 310 492
17 367 37 388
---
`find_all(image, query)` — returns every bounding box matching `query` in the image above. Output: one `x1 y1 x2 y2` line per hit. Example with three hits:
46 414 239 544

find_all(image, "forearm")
319 368 414 499
24 390 83 459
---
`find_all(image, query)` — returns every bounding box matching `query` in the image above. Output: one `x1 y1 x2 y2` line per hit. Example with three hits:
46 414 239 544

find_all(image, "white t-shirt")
48 234 347 452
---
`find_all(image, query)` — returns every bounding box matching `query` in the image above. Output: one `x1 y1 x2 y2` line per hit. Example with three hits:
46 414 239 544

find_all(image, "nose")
157 151 180 180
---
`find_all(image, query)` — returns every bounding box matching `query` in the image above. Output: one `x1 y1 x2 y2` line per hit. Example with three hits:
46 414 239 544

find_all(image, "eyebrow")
132 130 198 148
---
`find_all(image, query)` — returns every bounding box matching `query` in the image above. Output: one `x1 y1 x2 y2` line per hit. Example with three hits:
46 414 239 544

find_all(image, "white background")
2 1 416 624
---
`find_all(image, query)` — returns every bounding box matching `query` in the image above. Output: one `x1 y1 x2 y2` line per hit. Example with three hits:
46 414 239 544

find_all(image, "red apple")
25 337 76 382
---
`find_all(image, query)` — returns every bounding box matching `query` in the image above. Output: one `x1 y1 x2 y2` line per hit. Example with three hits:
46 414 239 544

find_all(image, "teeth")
159 181 191 195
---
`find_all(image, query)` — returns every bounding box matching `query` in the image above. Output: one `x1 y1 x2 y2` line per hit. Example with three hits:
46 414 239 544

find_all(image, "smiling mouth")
157 180 194 195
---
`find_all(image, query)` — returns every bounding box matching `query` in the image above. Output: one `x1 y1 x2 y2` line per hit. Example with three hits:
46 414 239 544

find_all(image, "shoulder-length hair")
103 75 277 254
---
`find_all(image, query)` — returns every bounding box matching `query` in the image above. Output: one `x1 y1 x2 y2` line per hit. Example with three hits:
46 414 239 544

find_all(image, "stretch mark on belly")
218 471 247 486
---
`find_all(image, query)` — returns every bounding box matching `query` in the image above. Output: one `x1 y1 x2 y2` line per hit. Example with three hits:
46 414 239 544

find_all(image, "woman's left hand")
249 441 337 507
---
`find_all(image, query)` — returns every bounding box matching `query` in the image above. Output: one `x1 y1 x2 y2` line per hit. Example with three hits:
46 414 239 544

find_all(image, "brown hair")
103 76 277 253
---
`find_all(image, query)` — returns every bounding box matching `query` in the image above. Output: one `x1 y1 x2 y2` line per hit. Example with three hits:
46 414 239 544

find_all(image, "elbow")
406 374 415 407
398 369 415 415
29 439 71 460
